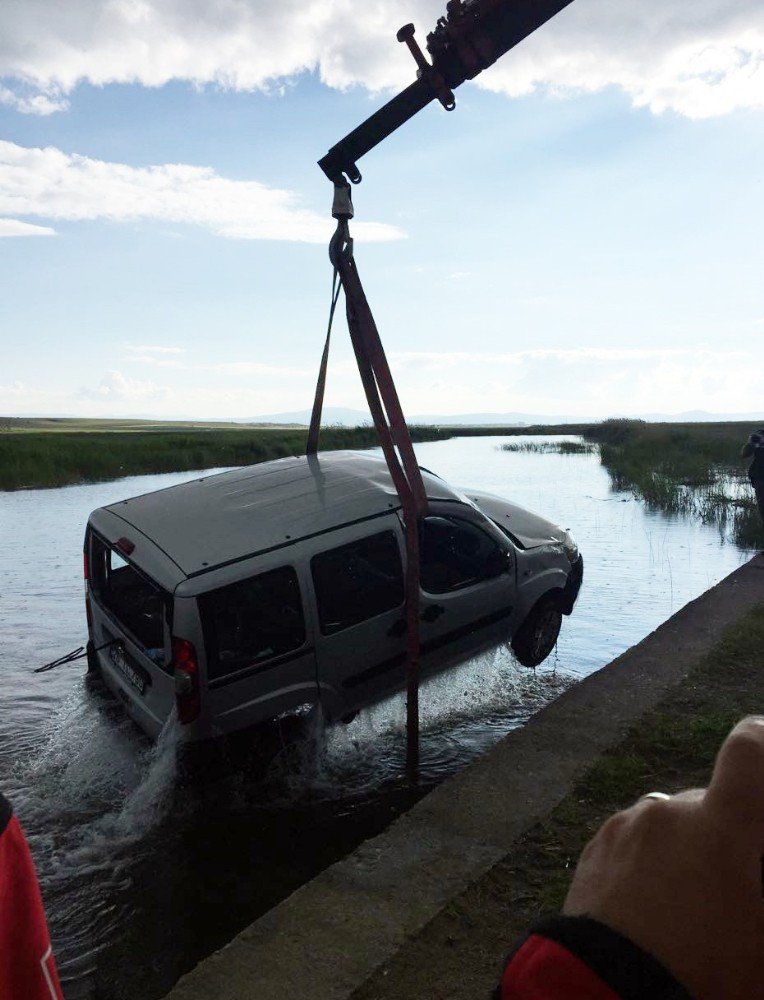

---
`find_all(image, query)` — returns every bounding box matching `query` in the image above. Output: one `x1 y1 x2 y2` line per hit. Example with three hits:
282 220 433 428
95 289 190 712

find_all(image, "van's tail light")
172 637 201 725
83 550 92 628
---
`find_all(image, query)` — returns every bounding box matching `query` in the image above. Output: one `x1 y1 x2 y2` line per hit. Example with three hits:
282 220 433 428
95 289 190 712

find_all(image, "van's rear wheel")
511 597 562 668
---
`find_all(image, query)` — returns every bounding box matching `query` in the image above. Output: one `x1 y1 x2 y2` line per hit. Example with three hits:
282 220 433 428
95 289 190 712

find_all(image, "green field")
1 417 762 553
0 420 451 490
0 416 582 490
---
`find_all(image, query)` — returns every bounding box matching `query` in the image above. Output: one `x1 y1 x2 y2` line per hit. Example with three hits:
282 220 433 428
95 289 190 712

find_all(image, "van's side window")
90 534 167 650
311 531 404 635
202 567 306 680
420 516 505 594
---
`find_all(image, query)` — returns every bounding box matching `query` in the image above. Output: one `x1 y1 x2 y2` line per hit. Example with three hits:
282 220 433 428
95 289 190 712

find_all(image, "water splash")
81 705 181 849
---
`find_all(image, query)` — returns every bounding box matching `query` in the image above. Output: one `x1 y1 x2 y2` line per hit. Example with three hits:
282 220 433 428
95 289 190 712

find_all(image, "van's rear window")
90 535 167 652
201 566 306 680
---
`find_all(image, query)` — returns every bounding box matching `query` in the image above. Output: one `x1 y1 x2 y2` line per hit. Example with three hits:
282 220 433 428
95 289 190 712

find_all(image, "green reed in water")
583 420 763 551
501 441 596 455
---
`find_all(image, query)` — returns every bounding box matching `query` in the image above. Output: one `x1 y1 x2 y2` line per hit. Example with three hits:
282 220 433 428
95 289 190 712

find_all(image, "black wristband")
528 915 693 1000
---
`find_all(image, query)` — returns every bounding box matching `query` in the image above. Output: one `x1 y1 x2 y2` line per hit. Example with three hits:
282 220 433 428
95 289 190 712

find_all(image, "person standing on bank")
742 428 764 524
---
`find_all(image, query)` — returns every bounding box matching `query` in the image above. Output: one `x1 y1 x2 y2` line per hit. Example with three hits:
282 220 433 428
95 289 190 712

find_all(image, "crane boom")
313 0 576 777
319 0 575 184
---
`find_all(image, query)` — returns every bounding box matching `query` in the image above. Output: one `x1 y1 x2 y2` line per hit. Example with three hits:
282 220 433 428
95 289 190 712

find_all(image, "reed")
0 425 455 490
584 420 763 550
501 441 595 455
0 418 599 490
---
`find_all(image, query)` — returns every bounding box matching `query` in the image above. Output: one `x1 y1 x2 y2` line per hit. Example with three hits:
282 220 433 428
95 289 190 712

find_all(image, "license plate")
109 644 147 695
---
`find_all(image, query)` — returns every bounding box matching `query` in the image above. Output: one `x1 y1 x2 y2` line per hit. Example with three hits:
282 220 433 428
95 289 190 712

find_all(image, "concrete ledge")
165 554 764 1000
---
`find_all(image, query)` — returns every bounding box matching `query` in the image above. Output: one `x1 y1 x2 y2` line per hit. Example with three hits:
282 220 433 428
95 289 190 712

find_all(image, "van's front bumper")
560 555 584 614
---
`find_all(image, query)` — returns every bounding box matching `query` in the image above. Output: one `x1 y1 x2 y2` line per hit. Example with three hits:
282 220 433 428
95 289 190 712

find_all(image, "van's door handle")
387 618 407 638
421 604 445 623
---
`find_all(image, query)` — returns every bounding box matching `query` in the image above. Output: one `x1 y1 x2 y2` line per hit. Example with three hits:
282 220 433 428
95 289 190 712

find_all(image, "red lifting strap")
307 183 428 775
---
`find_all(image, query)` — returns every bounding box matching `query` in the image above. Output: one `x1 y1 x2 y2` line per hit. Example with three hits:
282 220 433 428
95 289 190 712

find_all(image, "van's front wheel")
511 597 562 668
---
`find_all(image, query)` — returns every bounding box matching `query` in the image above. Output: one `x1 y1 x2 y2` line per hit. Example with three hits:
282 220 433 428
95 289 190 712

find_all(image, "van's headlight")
557 529 579 565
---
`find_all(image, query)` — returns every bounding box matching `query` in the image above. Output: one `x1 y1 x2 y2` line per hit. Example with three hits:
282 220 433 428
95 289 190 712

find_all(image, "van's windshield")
89 533 167 651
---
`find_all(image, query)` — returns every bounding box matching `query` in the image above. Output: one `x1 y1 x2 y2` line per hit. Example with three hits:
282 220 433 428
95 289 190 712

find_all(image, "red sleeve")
498 916 691 1000
0 797 64 1000
500 934 621 1000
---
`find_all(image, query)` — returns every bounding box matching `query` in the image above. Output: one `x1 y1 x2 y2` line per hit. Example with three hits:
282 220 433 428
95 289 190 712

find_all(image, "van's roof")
99 451 465 580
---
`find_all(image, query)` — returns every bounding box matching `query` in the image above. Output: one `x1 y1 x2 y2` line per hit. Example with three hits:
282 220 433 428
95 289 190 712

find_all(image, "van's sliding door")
199 563 319 737
305 518 407 719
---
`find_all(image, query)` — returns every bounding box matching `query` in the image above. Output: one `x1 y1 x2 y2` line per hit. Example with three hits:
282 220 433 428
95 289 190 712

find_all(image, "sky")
1 0 763 422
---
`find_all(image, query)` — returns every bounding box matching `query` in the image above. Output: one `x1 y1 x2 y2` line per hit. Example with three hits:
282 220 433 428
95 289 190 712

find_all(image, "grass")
583 419 764 550
352 602 764 1000
500 441 596 455
3 415 762 548
0 417 590 491
496 602 764 914
0 424 456 490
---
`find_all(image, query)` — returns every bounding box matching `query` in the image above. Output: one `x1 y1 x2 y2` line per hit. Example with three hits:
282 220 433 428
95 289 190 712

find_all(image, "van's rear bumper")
560 555 584 615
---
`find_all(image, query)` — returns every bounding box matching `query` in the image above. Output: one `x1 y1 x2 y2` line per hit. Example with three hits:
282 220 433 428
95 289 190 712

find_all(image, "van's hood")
464 489 565 550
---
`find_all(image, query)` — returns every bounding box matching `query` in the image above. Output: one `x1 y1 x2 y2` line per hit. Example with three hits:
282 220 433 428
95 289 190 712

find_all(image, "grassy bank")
0 425 458 490
583 419 763 549
0 418 584 490
353 600 764 1000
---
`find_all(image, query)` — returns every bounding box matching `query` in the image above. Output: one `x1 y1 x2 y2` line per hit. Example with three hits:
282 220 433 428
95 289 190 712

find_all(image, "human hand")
563 717 764 999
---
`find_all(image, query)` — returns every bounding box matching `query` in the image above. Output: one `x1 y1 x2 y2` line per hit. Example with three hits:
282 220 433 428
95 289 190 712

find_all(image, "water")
0 436 753 998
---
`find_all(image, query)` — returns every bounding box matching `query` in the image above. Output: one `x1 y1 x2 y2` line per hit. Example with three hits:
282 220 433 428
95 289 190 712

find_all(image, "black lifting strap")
305 182 429 778
306 268 341 456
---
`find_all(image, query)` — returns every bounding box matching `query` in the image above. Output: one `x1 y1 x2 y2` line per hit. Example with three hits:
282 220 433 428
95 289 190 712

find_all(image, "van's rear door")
86 520 178 740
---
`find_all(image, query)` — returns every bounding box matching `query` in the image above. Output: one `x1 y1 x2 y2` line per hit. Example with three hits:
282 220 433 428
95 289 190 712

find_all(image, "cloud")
4 341 762 419
122 344 189 368
0 217 56 237
0 0 762 119
385 346 763 417
0 140 404 242
128 344 185 355
119 346 313 376
70 369 318 417
213 361 313 377
388 347 750 369
0 83 68 115
0 380 27 396
479 0 764 119
77 370 172 402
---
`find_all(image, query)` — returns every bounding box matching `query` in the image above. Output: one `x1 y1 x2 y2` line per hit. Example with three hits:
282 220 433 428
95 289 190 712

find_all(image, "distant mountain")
244 407 764 427
245 407 373 427
245 407 582 426
639 410 764 423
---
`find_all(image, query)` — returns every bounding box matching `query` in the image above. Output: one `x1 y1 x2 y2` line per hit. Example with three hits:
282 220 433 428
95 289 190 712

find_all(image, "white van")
84 451 583 742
